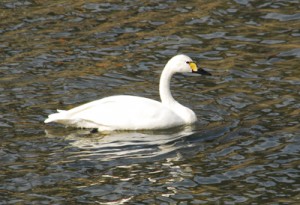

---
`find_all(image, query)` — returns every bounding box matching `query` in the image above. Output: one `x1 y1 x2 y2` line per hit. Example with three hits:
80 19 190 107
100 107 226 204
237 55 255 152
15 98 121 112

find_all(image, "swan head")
167 54 211 76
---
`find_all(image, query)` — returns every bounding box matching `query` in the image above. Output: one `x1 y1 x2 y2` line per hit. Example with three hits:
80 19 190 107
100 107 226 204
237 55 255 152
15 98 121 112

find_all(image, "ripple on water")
262 12 300 21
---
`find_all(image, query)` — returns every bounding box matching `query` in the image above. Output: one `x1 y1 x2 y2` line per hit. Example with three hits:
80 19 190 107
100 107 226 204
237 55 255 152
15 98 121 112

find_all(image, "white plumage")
44 54 211 131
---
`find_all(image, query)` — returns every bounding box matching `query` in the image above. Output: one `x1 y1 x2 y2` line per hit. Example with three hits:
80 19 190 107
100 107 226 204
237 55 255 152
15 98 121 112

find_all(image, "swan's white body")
44 54 211 131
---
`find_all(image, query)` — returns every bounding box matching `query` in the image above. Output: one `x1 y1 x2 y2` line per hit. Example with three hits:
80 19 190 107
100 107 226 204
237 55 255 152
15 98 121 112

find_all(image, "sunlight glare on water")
0 0 300 204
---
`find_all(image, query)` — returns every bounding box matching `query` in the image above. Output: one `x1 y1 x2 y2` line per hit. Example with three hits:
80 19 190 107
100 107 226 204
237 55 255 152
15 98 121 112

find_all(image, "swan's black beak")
193 68 212 76
188 61 212 76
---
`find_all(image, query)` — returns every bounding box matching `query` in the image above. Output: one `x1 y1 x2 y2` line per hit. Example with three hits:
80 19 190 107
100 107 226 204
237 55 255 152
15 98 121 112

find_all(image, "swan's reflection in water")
45 126 197 162
45 122 230 169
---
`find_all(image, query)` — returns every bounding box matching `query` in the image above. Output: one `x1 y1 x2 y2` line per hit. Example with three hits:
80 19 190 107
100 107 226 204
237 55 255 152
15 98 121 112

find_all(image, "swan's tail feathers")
44 110 104 129
44 110 67 124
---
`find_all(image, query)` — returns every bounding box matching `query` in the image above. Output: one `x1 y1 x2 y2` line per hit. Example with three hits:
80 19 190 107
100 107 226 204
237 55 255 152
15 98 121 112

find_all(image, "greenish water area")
1 0 300 204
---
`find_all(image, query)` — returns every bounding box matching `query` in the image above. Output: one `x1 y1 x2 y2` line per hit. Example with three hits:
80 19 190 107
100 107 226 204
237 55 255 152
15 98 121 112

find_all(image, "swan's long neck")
159 65 176 105
159 63 197 124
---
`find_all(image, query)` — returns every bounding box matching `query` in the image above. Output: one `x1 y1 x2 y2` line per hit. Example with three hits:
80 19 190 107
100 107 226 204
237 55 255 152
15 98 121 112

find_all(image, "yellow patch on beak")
189 62 198 72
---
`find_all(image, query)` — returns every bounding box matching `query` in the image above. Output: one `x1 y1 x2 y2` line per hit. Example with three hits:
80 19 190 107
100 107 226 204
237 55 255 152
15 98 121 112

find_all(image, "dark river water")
1 0 300 204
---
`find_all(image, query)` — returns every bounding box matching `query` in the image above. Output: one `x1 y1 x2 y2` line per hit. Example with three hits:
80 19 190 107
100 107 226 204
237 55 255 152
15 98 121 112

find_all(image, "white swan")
44 54 211 131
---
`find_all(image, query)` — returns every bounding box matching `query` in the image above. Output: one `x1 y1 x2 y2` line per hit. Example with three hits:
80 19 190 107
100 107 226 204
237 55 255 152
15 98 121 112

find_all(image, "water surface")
1 0 300 204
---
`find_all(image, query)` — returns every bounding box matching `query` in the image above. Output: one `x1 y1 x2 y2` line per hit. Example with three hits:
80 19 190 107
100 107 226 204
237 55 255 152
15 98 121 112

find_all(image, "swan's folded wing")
45 95 184 130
